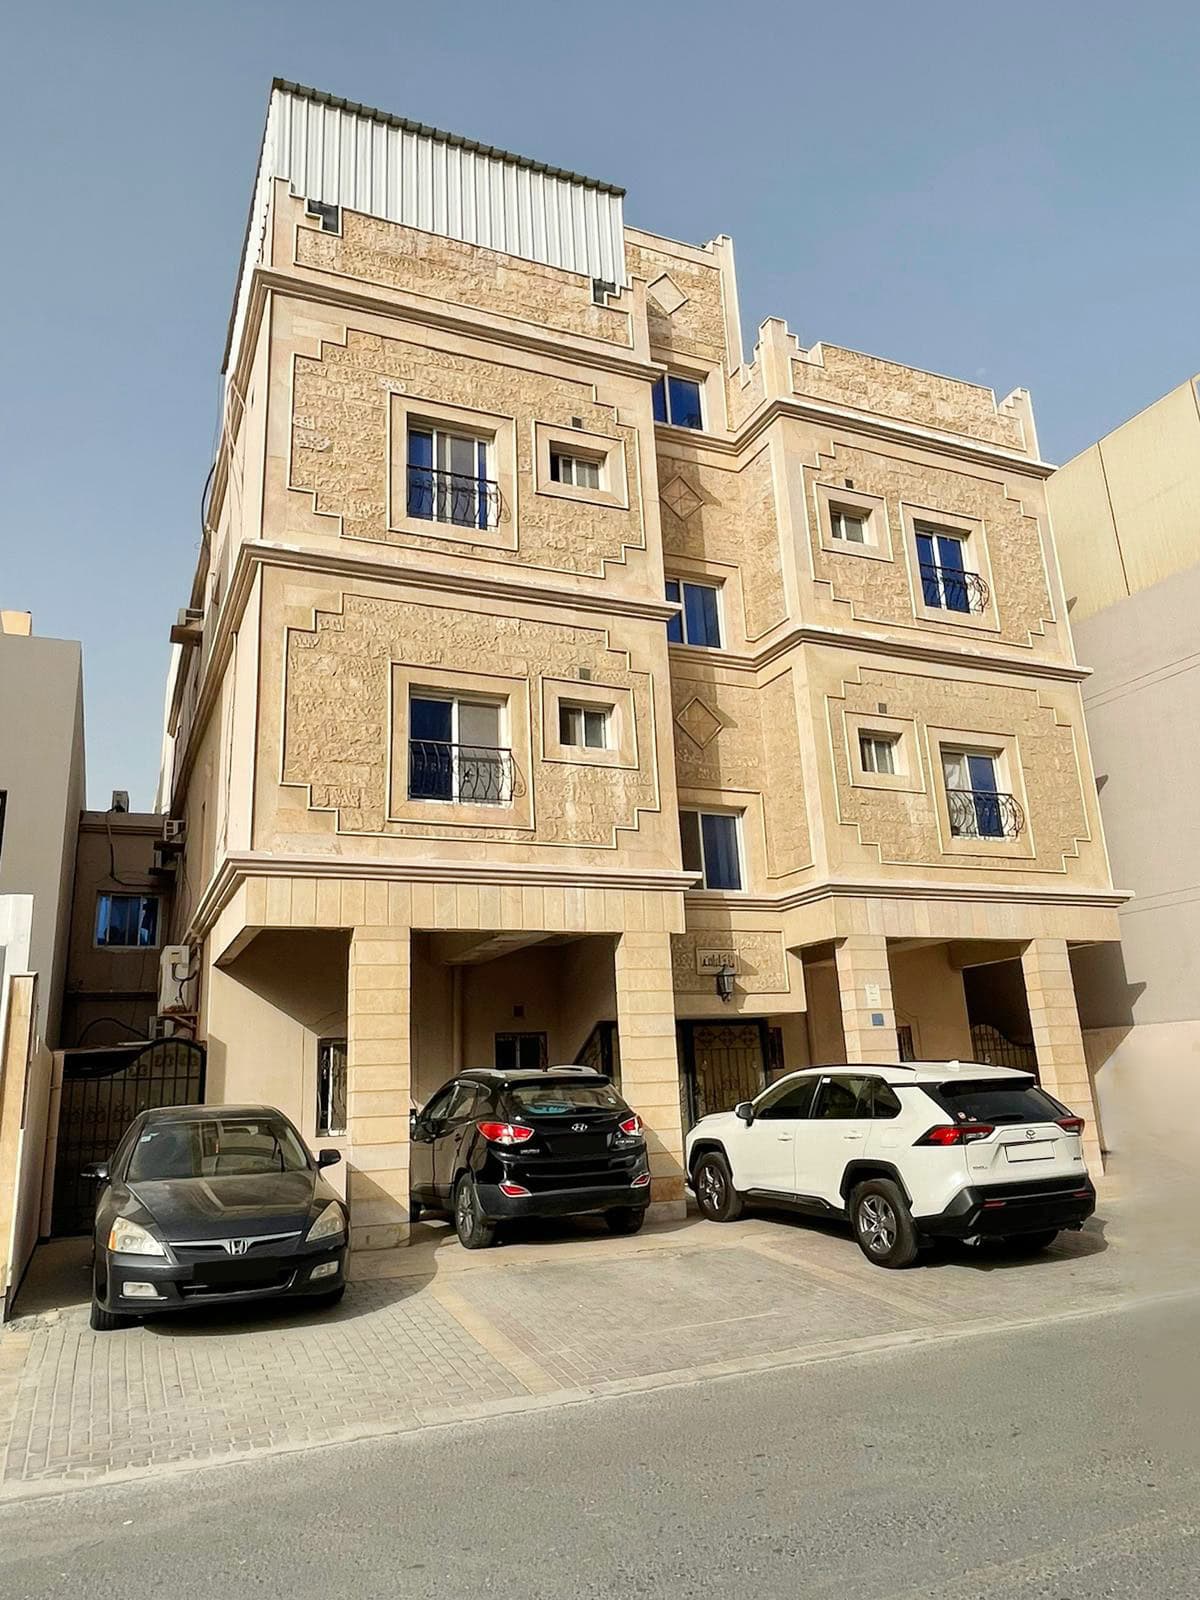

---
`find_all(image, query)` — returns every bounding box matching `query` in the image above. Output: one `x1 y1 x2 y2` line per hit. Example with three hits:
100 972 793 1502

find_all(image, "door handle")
776 1134 793 1142
842 1132 865 1141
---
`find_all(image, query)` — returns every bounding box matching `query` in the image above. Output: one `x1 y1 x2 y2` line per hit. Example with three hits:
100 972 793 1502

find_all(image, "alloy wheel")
698 1161 726 1214
858 1194 897 1255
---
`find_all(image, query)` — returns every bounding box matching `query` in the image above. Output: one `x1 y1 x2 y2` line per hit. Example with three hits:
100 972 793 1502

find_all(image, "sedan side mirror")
734 1102 755 1125
317 1149 341 1169
82 1161 110 1182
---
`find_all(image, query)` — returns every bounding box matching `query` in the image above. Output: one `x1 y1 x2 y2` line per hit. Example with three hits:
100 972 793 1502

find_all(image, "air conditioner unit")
110 789 130 814
151 1015 177 1041
158 944 191 1013
163 818 186 844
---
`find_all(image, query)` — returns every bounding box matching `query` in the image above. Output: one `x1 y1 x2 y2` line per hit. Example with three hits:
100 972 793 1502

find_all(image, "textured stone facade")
792 345 1028 451
280 591 660 849
291 329 646 577
298 208 633 346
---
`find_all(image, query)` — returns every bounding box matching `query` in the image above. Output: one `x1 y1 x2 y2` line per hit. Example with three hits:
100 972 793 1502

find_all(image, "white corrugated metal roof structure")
225 80 628 374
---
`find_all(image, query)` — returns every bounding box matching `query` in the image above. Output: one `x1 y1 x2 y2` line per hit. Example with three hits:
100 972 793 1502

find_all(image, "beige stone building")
157 81 1122 1262
1047 377 1200 1153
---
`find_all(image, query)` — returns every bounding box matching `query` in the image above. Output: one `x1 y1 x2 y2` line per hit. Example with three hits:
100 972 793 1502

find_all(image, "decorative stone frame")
388 662 534 830
900 502 1000 633
925 724 1033 860
676 795 756 895
664 561 736 652
540 676 638 770
844 710 924 794
533 422 629 510
815 482 892 563
387 393 518 550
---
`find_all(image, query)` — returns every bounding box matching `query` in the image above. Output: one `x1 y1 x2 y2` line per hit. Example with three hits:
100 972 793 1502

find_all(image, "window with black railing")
408 694 513 805
916 526 989 614
407 426 500 531
941 749 1024 840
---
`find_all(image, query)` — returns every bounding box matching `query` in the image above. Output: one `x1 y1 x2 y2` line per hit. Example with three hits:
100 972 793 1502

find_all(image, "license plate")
1004 1141 1053 1163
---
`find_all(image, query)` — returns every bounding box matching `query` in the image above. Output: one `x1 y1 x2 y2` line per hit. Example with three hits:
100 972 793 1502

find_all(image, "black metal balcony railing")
407 465 502 530
409 741 515 805
919 562 990 615
947 788 1025 841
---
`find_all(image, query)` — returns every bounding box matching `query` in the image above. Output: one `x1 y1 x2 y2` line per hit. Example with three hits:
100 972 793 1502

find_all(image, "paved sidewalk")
0 1189 1158 1497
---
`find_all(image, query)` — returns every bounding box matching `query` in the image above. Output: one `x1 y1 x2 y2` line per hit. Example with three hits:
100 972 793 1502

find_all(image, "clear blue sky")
4 1 1198 809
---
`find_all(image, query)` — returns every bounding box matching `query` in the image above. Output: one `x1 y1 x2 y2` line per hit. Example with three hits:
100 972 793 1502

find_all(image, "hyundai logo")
225 1238 250 1256
571 1122 588 1133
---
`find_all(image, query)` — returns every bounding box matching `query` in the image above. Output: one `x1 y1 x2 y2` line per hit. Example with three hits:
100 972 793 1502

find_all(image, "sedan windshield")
127 1117 310 1181
507 1081 626 1117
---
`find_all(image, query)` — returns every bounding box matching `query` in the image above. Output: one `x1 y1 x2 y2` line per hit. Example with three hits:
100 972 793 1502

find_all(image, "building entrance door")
679 1021 769 1128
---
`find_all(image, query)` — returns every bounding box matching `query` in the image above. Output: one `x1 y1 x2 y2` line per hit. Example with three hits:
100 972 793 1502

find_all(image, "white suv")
684 1062 1095 1268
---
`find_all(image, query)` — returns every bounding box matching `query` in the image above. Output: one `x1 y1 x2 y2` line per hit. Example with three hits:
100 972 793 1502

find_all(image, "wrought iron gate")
51 1039 205 1236
679 1021 769 1128
969 1023 1038 1075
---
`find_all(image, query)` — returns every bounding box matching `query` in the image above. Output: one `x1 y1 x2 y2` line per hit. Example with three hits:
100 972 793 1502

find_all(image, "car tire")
605 1206 646 1236
850 1179 919 1269
453 1175 496 1251
693 1150 744 1223
89 1295 130 1332
1002 1228 1059 1254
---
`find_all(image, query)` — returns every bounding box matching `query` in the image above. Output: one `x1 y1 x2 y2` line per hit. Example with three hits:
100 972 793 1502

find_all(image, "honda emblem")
226 1238 250 1256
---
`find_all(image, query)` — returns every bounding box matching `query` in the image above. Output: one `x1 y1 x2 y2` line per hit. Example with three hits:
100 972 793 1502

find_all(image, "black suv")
409 1068 651 1249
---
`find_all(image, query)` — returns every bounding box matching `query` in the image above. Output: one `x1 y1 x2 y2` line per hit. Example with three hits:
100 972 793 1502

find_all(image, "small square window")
680 810 743 890
859 732 899 776
558 702 610 750
95 893 160 949
652 374 704 430
830 507 869 544
665 578 722 648
549 451 602 490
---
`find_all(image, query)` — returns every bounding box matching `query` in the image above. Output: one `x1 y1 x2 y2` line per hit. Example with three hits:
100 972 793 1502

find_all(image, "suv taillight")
916 1122 994 1147
618 1114 642 1136
1057 1116 1085 1134
476 1121 534 1146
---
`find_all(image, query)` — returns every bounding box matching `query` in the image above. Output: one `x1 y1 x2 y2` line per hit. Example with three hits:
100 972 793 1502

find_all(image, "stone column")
834 935 899 1063
1020 938 1104 1170
346 925 412 1253
614 931 685 1220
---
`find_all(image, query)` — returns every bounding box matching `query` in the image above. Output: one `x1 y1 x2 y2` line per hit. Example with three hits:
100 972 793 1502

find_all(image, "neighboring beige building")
157 81 1122 1262
1047 377 1200 1149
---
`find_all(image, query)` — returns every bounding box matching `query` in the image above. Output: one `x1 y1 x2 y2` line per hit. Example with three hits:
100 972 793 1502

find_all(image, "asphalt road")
1 1291 1197 1600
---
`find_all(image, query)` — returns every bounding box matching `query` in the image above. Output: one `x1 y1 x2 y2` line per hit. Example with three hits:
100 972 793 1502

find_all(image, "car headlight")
307 1202 346 1243
107 1217 167 1257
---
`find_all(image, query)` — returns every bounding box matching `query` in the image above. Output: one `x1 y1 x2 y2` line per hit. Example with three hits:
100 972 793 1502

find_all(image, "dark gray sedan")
86 1104 347 1330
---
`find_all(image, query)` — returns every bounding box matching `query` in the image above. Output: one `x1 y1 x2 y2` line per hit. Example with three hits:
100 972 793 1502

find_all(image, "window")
859 732 899 776
558 702 610 750
549 451 602 490
407 426 496 529
507 1079 625 1116
680 810 743 891
665 579 722 648
869 1080 903 1119
941 748 1012 839
924 1079 1066 1125
127 1115 309 1182
897 1024 916 1063
916 525 973 613
95 893 159 949
316 1038 347 1137
442 1081 485 1123
652 373 704 430
409 693 511 804
755 1076 819 1121
495 1032 548 1071
830 507 868 544
813 1075 873 1119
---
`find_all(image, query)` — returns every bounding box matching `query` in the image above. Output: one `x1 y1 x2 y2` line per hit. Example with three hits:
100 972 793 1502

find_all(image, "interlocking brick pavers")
0 1202 1132 1496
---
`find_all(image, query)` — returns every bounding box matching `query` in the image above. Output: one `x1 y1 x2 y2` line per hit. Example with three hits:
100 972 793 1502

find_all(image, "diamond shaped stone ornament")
647 273 689 317
675 697 724 749
660 474 703 521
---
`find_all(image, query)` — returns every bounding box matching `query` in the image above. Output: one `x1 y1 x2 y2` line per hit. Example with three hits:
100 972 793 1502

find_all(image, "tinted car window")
442 1083 482 1122
870 1081 903 1119
506 1080 625 1117
127 1116 309 1181
929 1080 1064 1125
756 1077 819 1120
814 1076 871 1119
420 1086 457 1125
